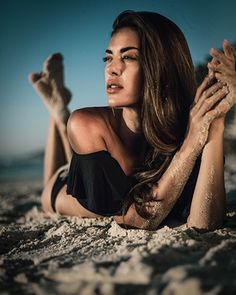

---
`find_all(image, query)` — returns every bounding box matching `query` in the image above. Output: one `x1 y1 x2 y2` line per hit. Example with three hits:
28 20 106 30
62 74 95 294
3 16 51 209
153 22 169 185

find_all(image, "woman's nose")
107 59 123 76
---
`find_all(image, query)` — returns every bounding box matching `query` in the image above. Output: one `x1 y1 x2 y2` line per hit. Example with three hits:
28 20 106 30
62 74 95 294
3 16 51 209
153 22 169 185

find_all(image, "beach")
0 155 236 295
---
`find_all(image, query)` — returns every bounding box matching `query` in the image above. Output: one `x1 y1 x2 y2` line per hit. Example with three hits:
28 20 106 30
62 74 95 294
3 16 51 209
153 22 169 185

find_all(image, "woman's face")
104 27 142 108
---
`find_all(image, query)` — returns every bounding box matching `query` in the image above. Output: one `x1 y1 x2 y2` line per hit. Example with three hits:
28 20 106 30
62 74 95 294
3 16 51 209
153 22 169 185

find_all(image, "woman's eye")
103 56 112 63
122 55 138 61
103 55 138 63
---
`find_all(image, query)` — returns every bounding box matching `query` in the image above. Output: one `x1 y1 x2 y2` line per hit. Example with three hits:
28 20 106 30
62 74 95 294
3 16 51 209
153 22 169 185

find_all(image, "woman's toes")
51 53 63 61
28 72 42 83
44 60 61 75
44 53 63 73
46 53 63 63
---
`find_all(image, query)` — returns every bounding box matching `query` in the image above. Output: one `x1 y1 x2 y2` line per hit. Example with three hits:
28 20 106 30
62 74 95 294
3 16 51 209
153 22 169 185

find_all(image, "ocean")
0 151 44 182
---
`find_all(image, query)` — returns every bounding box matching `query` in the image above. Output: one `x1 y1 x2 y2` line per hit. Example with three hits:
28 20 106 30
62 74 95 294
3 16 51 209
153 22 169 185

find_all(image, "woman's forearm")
116 139 200 230
144 139 200 228
187 123 226 230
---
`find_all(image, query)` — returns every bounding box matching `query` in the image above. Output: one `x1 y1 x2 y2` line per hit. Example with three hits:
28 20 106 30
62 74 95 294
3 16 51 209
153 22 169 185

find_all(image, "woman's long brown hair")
112 11 197 218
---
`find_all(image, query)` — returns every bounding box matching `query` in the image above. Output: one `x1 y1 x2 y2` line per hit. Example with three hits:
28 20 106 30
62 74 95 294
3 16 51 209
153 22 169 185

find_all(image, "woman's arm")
187 40 236 230
115 76 229 230
114 139 199 229
187 122 226 230
115 41 236 230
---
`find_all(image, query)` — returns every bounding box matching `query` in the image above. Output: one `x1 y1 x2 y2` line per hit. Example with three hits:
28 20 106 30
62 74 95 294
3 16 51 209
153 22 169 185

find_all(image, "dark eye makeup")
102 55 139 63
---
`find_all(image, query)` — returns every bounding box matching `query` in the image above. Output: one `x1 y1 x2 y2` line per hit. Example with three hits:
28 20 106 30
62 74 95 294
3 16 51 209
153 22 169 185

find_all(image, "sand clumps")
0 157 236 295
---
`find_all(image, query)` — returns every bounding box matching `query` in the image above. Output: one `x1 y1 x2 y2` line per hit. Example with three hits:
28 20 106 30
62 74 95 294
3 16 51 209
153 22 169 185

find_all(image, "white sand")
0 156 236 295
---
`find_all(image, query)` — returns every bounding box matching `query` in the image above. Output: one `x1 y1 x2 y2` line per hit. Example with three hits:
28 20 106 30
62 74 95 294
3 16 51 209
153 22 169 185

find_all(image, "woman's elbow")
114 204 157 230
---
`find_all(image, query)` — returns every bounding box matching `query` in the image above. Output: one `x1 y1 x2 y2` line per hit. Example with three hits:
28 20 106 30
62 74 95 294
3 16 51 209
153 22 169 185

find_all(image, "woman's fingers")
201 94 233 129
202 81 224 98
214 72 236 84
208 62 233 76
210 47 234 66
198 87 228 117
208 42 235 87
208 58 234 72
210 41 235 71
193 76 225 115
191 83 227 119
208 57 219 76
210 48 228 65
219 97 233 114
195 81 224 108
195 75 214 103
223 40 235 59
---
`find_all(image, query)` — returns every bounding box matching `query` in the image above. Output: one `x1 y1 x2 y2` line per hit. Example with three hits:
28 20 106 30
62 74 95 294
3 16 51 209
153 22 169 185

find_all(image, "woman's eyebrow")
105 46 139 54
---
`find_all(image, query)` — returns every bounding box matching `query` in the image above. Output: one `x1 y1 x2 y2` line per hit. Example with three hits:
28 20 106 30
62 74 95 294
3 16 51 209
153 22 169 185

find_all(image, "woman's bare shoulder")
67 106 111 154
70 106 110 119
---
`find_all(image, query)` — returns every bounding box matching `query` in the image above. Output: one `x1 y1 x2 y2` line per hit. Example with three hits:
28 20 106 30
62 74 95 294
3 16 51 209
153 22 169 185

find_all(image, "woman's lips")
106 84 123 94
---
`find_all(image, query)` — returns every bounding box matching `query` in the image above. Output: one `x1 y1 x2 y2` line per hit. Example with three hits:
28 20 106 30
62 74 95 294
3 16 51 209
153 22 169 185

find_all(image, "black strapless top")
66 151 134 216
66 150 202 221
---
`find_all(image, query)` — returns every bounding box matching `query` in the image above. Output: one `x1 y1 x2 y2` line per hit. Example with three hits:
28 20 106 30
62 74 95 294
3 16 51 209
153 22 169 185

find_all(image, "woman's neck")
113 105 144 156
122 106 142 135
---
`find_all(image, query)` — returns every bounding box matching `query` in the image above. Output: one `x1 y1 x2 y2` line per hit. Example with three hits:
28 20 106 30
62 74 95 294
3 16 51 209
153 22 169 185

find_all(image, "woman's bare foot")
29 53 71 122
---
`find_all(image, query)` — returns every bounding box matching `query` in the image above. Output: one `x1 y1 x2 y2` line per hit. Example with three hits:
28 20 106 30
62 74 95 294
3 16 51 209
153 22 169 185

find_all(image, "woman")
29 11 236 231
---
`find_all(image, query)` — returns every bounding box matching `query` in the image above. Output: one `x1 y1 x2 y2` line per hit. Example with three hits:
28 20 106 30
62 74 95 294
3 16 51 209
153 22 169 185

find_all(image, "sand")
0 155 236 295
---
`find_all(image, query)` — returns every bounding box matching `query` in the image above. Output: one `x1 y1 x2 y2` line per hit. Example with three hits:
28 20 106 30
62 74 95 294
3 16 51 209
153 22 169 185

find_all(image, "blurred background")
0 0 236 181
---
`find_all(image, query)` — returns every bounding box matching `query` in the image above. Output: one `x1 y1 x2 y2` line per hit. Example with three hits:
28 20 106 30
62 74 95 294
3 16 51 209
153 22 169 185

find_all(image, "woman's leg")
41 171 99 218
29 53 72 185
29 53 98 218
43 116 67 185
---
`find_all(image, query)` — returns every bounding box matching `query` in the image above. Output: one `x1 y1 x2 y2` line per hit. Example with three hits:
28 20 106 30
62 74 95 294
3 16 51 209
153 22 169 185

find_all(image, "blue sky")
1 0 236 158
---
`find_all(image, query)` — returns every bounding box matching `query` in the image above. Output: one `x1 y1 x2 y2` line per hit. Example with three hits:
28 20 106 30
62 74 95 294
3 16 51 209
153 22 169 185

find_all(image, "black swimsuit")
51 150 134 215
51 150 201 221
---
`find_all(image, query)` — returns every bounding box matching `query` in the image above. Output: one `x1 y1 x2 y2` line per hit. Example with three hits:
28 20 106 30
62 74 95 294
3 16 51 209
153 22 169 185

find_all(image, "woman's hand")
206 40 236 139
184 75 228 155
208 40 236 114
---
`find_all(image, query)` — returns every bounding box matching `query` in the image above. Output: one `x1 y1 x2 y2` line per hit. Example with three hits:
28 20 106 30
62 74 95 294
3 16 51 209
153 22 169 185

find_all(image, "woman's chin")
108 99 140 109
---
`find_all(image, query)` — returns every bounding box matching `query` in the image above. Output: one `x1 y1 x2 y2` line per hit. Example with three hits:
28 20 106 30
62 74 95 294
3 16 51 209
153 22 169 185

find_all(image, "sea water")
0 152 43 182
